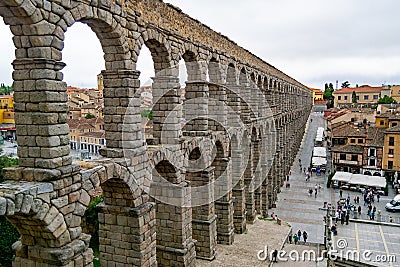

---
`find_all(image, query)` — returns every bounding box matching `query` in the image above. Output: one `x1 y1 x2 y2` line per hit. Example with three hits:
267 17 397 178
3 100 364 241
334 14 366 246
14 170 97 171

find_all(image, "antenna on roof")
336 80 338 90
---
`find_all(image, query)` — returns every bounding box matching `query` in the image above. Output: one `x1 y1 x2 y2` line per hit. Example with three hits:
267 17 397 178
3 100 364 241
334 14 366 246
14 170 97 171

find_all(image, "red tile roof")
334 85 382 94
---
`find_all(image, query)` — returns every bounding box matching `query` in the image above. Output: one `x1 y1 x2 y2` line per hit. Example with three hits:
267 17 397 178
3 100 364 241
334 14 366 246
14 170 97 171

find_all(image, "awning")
313 147 327 158
350 174 386 188
312 156 327 166
332 171 353 183
332 172 386 188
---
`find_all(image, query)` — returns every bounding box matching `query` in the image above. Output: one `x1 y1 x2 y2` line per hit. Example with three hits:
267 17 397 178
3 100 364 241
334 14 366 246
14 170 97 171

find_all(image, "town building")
68 117 105 157
333 85 382 108
0 94 15 140
309 87 325 104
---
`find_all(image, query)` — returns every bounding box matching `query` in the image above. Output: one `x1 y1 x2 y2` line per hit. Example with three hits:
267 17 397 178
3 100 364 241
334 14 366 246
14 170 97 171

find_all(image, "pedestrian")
377 194 380 202
288 234 292 244
358 205 361 215
341 213 345 225
315 188 318 198
372 211 375 220
339 189 343 198
335 211 340 223
293 234 298 245
297 230 302 241
303 231 308 244
345 213 349 225
272 249 278 262
354 196 357 204
389 216 394 223
356 196 360 204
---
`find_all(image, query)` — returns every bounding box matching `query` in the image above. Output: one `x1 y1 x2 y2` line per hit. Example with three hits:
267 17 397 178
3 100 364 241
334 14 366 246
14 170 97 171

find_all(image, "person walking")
293 234 298 245
315 188 318 198
303 231 308 244
272 249 278 262
339 189 343 198
297 230 302 241
358 205 361 215
345 213 349 225
377 194 380 202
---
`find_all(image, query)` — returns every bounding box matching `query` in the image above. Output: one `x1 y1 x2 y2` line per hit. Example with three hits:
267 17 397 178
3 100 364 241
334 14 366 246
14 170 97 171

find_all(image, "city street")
272 108 400 267
272 110 331 245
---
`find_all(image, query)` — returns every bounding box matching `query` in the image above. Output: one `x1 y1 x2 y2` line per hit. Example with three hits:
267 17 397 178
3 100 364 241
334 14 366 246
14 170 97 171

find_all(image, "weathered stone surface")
0 1 313 266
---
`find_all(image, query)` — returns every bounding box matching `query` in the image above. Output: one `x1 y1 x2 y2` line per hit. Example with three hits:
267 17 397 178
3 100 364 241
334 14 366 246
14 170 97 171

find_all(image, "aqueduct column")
152 75 182 145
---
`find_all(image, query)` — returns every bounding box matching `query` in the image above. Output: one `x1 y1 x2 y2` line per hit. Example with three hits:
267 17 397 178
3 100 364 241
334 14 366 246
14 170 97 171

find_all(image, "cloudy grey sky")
1 0 400 89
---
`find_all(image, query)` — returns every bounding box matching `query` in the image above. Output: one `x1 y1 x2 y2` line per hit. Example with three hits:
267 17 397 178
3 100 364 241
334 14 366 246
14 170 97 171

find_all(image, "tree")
141 110 153 120
341 81 350 88
85 113 96 119
352 91 357 103
378 96 396 104
323 83 335 109
0 84 13 95
0 150 19 266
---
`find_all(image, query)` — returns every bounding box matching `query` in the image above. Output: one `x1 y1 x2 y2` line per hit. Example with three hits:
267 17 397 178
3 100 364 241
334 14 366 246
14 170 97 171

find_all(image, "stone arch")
226 62 237 85
0 0 42 26
208 57 223 84
238 66 247 85
136 30 173 75
180 48 201 81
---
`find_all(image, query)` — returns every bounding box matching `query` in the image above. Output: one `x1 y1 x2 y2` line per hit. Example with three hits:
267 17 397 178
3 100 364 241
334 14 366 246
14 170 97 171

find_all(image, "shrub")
0 217 20 266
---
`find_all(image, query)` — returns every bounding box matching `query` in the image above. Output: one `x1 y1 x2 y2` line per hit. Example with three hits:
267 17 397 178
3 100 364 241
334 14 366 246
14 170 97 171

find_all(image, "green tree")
141 109 153 120
352 91 358 103
0 151 19 267
85 113 96 119
377 96 396 104
0 84 13 95
341 81 350 88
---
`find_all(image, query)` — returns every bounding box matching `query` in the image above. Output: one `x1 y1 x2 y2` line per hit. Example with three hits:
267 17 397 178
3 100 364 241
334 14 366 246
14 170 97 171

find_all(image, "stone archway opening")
63 22 105 160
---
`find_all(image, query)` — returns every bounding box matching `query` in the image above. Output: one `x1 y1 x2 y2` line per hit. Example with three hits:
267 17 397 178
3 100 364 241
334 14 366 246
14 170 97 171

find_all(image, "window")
389 137 395 146
373 95 379 100
350 139 356 143
389 149 394 155
358 139 363 144
388 161 393 170
369 148 376 157
380 120 384 126
338 96 342 100
369 158 376 166
392 123 398 127
344 96 348 100
364 95 369 100
351 154 358 161
340 154 346 160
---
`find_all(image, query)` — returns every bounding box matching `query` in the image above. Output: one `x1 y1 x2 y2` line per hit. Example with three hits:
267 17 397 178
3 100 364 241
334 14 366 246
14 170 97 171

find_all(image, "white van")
385 195 400 212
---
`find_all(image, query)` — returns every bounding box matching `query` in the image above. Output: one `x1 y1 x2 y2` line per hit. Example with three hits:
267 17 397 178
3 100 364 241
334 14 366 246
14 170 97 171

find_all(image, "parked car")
385 195 400 212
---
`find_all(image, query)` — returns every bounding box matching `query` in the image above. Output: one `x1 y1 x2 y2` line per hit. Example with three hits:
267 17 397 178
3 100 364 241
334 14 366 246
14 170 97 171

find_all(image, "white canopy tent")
332 172 386 188
350 174 386 188
313 147 327 158
332 172 353 183
312 156 327 167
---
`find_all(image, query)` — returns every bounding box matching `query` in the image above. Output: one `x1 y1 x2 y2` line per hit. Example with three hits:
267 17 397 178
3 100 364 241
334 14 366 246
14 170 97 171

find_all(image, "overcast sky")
1 0 400 89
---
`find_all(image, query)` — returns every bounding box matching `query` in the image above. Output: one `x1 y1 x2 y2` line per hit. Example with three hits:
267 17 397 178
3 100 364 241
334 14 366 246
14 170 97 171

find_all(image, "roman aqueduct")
0 0 312 266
